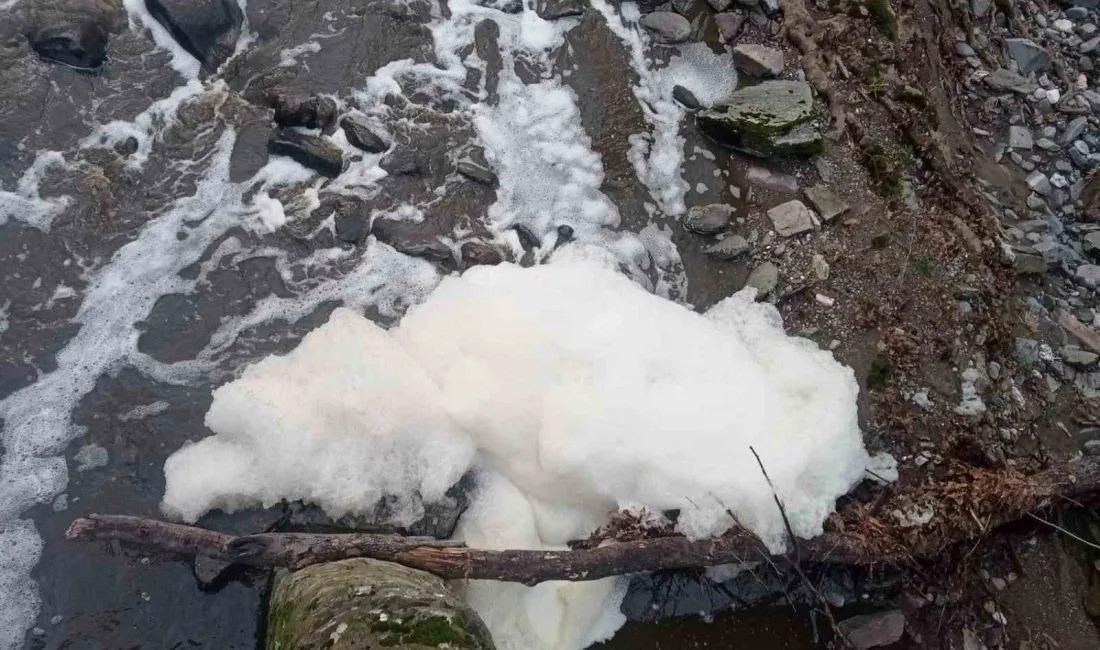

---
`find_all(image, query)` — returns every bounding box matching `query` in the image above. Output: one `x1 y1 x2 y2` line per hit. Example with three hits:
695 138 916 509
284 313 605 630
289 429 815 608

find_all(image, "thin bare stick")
1025 512 1100 551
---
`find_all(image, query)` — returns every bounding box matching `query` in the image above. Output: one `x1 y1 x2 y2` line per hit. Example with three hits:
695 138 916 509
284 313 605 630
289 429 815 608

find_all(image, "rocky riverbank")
4 0 1100 647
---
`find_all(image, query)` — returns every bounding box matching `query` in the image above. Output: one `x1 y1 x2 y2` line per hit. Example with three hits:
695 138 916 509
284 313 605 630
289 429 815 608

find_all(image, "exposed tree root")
67 458 1100 585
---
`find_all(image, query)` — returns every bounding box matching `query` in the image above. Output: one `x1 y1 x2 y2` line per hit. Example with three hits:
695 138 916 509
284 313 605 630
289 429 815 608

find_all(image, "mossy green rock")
696 80 823 157
266 559 495 649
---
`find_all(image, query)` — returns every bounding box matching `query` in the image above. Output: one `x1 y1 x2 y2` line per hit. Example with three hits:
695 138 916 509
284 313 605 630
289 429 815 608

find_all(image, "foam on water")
0 152 73 230
589 1 737 217
163 252 872 649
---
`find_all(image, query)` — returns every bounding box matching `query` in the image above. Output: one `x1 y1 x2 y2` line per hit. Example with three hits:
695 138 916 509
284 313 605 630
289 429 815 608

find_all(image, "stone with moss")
696 81 823 158
266 558 495 649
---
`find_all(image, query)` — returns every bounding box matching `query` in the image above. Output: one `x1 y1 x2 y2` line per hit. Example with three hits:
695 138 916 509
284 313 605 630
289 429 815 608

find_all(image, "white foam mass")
163 252 871 648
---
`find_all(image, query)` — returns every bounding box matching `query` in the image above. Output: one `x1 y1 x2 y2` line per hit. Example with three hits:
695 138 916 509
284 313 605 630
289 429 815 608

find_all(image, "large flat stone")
767 199 815 237
697 81 821 158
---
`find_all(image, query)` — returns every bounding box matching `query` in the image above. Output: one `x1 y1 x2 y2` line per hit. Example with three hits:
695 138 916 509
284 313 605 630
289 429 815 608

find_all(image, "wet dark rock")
29 21 109 70
273 94 337 132
460 241 504 268
731 43 784 78
557 224 575 242
380 152 421 176
641 12 691 44
513 223 541 250
697 81 823 157
145 0 243 72
704 234 750 260
193 556 233 589
1004 38 1052 74
340 116 387 153
113 136 139 157
457 160 498 187
393 240 454 265
476 0 523 13
684 204 733 234
335 215 366 244
1014 251 1048 274
984 68 1038 94
537 0 586 19
267 130 344 177
673 85 701 110
837 610 906 649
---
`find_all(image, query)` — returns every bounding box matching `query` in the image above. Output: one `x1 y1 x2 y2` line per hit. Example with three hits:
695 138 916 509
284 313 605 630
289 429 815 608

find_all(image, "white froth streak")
0 151 73 230
588 1 737 217
122 0 202 79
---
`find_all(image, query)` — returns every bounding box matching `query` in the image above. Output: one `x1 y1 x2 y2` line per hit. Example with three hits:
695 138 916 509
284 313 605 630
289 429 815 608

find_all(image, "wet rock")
640 12 691 44
802 185 849 222
1004 38 1052 74
1026 171 1052 195
193 556 232 589
705 234 750 260
684 204 733 234
746 165 800 192
767 199 815 237
732 44 784 78
697 81 822 157
971 0 992 15
340 117 387 154
673 85 701 109
477 0 523 13
1016 337 1040 366
145 0 243 72
1062 115 1089 145
268 130 344 177
335 215 367 244
707 0 734 10
746 261 779 295
955 41 976 57
29 21 109 70
714 12 746 42
273 95 337 132
1062 346 1098 367
266 559 494 650
836 610 906 649
380 152 421 176
1014 251 1048 274
1077 263 1100 288
984 69 1039 94
460 241 504 268
557 224 575 242
1008 125 1033 150
457 160 498 187
536 0 586 19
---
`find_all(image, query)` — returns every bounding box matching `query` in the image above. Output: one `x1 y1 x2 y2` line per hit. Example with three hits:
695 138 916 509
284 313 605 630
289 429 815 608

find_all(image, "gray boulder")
641 12 691 44
836 610 906 649
767 200 815 237
266 559 495 649
145 0 243 72
684 204 733 234
341 117 388 153
732 44 785 78
696 81 823 157
746 262 779 295
1004 38 1051 74
802 185 849 222
29 21 109 70
705 234 750 259
984 69 1038 95
268 130 345 177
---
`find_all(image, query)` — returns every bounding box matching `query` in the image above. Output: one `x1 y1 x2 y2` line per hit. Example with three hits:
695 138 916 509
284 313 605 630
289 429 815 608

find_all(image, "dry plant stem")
65 458 1100 584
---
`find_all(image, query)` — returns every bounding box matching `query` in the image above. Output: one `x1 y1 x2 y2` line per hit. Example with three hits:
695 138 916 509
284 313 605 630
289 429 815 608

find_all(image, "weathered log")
66 457 1100 585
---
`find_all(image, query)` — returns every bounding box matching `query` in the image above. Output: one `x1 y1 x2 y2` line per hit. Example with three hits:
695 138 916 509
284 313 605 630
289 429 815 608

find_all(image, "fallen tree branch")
67 458 1100 585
